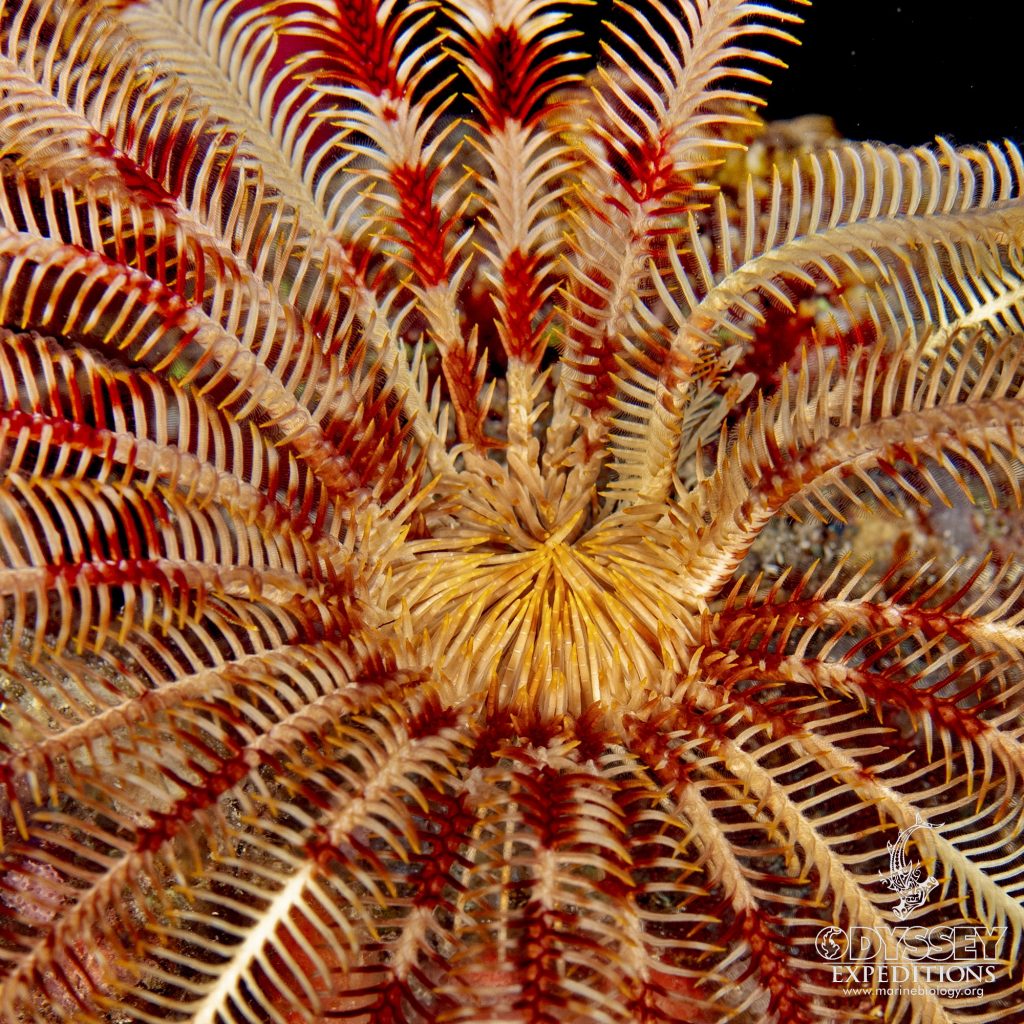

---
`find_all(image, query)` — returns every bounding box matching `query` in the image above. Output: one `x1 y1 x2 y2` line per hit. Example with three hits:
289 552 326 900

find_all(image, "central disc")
385 486 698 715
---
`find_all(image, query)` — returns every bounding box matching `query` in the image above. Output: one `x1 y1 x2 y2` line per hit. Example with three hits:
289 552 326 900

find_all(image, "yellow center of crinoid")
384 454 701 717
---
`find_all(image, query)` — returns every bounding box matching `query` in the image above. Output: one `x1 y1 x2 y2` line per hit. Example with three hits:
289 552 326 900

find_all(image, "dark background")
760 0 1023 145
570 0 1022 146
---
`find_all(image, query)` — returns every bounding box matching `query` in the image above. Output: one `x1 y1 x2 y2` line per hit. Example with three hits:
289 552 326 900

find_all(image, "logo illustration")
814 926 846 960
885 814 938 920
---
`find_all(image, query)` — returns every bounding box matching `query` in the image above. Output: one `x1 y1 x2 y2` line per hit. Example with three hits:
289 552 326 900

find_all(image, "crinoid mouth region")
382 458 700 716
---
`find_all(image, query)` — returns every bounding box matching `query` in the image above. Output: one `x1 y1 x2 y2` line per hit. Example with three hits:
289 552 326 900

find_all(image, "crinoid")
1 0 1023 1021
